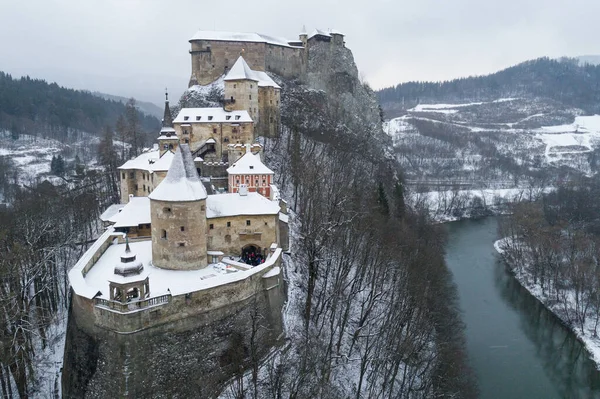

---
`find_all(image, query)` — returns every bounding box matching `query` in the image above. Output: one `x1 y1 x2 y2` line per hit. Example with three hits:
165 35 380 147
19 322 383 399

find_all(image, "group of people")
241 248 264 266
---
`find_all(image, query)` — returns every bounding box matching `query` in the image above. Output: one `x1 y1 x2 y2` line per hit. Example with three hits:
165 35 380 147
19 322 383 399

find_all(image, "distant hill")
0 72 161 140
92 92 163 119
376 57 600 118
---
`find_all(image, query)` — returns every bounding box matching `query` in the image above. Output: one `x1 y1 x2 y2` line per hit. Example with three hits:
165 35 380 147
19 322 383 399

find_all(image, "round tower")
149 144 208 270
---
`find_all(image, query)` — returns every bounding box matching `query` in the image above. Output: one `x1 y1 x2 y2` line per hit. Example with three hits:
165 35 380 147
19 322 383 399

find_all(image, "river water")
445 217 600 399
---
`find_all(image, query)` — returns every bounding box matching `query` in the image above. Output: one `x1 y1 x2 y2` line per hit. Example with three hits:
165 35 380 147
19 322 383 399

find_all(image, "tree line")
0 72 159 144
376 57 600 113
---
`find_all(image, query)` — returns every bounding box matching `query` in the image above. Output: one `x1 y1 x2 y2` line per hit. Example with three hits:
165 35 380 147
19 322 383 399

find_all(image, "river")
445 217 600 399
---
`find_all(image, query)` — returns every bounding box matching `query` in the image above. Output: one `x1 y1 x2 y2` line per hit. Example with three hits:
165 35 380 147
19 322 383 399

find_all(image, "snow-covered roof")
190 30 303 49
110 197 151 228
329 29 344 36
224 56 258 81
173 108 253 124
118 149 174 172
149 144 208 202
160 126 176 134
100 204 125 222
309 29 331 39
206 192 280 219
224 56 281 89
227 151 274 175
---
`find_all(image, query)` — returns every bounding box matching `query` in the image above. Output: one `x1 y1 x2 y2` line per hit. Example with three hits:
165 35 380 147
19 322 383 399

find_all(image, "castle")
68 28 356 333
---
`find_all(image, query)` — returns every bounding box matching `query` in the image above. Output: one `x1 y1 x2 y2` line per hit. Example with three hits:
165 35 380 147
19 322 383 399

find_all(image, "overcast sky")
1 0 599 105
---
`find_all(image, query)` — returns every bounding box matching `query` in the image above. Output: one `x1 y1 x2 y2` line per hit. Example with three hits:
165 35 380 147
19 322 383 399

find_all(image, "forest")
499 177 600 336
376 57 600 113
0 72 159 142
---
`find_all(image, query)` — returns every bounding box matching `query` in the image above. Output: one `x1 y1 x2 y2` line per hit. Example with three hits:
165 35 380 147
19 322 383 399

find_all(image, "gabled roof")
227 151 274 175
173 108 253 124
149 144 207 202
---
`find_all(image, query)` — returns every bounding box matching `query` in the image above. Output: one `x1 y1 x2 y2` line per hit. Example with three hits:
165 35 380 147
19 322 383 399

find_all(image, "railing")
94 294 171 313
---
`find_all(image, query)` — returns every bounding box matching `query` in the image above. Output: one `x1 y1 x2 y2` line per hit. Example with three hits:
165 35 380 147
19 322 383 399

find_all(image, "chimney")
239 184 248 196
245 143 251 154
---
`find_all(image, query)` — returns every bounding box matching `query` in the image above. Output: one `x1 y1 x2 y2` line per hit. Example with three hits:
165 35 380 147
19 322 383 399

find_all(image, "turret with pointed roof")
150 144 208 270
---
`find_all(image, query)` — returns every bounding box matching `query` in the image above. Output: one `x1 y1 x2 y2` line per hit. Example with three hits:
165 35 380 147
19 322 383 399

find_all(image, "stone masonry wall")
207 213 278 256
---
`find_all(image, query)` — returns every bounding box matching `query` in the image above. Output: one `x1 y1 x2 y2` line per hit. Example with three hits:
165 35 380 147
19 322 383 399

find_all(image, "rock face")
62 281 284 398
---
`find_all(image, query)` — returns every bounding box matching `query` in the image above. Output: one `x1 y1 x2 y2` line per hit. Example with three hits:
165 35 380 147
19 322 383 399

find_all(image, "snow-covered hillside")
384 98 600 185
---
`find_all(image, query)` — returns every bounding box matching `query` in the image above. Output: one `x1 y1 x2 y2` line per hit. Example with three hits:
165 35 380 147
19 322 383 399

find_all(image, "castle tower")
299 25 308 48
158 89 179 156
223 56 260 123
149 144 208 270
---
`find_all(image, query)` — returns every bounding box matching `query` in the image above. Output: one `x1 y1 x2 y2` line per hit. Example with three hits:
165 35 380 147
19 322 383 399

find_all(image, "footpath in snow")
494 238 600 369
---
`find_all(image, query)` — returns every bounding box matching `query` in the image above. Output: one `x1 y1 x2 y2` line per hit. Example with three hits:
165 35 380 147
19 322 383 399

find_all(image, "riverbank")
495 237 600 369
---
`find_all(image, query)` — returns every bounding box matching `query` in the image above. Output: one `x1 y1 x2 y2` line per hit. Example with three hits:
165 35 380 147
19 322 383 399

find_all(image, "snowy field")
495 238 600 369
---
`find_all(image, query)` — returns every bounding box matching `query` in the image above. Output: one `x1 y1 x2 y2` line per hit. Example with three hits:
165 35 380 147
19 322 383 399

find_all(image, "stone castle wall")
119 170 167 203
63 263 285 398
207 213 279 256
189 40 305 86
151 198 208 270
257 86 281 138
174 121 254 160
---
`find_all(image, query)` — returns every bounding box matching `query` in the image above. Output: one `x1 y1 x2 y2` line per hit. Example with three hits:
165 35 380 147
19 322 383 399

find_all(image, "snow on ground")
535 115 600 161
495 238 600 369
408 98 519 113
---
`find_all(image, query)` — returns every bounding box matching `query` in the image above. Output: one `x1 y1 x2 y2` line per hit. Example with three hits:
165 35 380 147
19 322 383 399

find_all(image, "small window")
249 165 254 170
143 184 146 191
129 172 134 179
213 128 217 134
246 220 251 226
250 84 253 89
233 84 236 89
209 224 214 230
185 139 189 144
183 130 189 135
235 115 240 120
226 115 231 120
163 207 171 213
184 116 189 121
264 222 268 226
196 116 201 121
236 180 240 184
227 221 231 227
180 226 185 232
201 205 205 211
134 184 138 191
122 173 125 179
249 95 252 100
224 137 229 142
208 116 213 121
178 242 185 247
161 229 167 239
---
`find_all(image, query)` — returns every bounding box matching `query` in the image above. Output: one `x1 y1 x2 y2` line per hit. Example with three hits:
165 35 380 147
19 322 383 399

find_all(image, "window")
178 242 185 247
249 165 254 170
209 224 214 230
226 115 231 120
235 115 240 120
233 84 236 88
183 130 189 135
129 172 134 179
227 221 231 227
232 127 238 134
208 116 213 121
184 116 189 121
270 100 273 105
246 220 251 226
262 179 266 184
264 222 268 226
250 84 253 89
122 173 125 179
249 94 252 100
184 139 189 144
236 180 240 184
213 128 217 134
134 184 138 191
225 234 231 243
163 144 168 149
161 229 167 239
143 184 146 191
196 116 201 121
201 205 205 211
180 226 185 232
224 137 229 142
163 207 171 213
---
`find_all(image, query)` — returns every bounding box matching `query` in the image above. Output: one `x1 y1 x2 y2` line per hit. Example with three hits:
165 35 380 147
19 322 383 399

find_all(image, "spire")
125 236 131 253
162 88 173 129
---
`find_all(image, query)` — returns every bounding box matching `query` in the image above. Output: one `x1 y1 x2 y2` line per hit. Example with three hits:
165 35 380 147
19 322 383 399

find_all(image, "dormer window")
184 116 189 121
226 115 231 120
235 115 240 120
196 116 201 121
208 116 213 121
250 165 254 170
